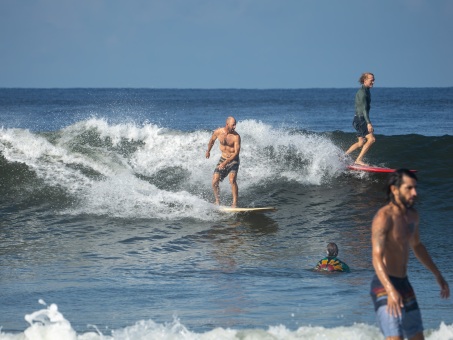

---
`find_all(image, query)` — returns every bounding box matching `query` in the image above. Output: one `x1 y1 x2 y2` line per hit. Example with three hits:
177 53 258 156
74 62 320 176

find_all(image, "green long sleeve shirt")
355 85 371 124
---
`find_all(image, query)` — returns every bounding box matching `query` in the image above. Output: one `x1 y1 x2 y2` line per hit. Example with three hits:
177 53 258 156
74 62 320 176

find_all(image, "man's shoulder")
376 203 393 216
230 131 240 139
373 204 396 227
356 86 369 97
212 127 224 135
378 203 418 216
374 204 419 225
356 86 366 93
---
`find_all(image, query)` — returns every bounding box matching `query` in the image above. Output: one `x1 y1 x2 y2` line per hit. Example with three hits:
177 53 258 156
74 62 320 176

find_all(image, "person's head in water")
386 169 418 208
326 242 339 257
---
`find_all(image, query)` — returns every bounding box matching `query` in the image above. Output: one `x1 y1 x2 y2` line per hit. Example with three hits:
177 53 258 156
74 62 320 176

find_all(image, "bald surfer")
205 116 241 207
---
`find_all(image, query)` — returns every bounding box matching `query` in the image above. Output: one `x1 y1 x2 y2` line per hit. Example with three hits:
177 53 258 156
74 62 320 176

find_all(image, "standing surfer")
345 72 376 166
206 116 241 207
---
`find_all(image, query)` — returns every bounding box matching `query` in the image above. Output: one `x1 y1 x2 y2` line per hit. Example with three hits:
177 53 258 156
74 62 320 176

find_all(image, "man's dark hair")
327 242 339 257
386 169 418 203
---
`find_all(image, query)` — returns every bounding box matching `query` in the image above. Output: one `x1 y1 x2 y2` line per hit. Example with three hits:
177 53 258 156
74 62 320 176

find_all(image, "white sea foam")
238 119 345 185
1 301 453 340
0 119 347 220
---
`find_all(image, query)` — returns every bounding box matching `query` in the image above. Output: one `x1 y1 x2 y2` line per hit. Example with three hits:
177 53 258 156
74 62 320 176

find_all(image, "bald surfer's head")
226 116 236 125
225 116 237 133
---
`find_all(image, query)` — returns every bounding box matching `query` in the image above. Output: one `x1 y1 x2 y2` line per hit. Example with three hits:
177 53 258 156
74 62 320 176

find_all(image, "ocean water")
0 88 452 340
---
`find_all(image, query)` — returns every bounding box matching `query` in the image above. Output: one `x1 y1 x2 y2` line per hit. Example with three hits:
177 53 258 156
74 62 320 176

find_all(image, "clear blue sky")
1 0 452 88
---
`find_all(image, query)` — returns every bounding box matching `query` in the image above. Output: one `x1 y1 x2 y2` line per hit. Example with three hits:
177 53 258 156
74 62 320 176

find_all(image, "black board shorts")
353 115 369 138
214 156 240 182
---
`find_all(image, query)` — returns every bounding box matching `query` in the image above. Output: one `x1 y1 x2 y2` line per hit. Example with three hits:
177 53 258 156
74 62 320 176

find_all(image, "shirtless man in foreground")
205 116 241 207
370 169 449 340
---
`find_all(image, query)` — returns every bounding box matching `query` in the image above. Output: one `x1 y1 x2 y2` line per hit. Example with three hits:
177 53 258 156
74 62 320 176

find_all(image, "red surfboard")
347 164 417 173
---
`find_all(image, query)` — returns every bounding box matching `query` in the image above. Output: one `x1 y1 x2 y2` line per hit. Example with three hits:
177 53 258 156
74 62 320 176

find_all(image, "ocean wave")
0 119 345 219
1 119 452 220
1 301 452 340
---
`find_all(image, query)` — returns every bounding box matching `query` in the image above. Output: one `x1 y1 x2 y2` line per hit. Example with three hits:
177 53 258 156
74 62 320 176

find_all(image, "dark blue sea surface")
0 88 452 339
1 88 452 135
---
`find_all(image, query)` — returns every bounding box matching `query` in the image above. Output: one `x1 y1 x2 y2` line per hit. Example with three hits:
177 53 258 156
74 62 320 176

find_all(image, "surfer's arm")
364 110 373 133
371 210 403 317
206 130 219 159
410 220 450 299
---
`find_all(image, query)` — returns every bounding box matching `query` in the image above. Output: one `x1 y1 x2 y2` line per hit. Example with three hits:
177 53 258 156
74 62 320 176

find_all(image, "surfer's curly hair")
359 72 374 84
386 169 418 203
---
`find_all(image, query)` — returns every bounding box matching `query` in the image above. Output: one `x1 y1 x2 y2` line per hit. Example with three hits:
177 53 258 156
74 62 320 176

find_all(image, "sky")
1 0 452 88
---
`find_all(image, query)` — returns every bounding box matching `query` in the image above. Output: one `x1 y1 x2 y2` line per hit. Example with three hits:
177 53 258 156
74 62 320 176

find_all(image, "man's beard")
399 193 416 208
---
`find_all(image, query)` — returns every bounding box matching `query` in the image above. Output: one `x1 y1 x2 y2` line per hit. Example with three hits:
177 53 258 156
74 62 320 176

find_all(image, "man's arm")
206 129 219 159
410 223 450 299
230 135 241 160
371 209 404 317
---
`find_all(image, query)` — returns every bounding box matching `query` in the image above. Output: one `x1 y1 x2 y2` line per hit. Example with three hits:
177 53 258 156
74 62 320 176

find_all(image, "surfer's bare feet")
214 201 220 206
354 160 369 166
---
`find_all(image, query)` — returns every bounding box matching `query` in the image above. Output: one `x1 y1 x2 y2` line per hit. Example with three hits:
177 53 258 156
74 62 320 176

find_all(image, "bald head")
225 116 237 133
226 116 236 125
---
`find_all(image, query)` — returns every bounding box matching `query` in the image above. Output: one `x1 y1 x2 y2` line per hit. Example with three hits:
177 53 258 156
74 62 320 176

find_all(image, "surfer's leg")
212 173 221 205
229 171 238 208
347 116 367 156
355 133 375 165
345 137 365 155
